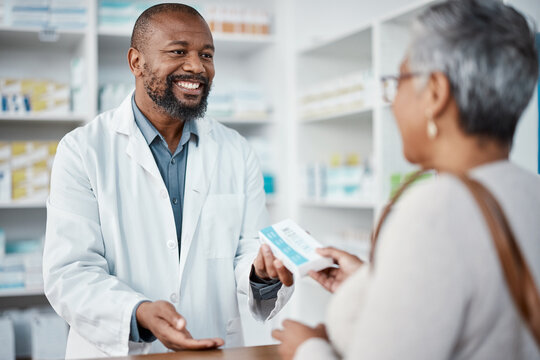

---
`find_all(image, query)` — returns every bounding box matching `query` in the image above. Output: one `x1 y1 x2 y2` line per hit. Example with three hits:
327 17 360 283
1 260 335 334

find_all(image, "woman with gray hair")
272 0 540 359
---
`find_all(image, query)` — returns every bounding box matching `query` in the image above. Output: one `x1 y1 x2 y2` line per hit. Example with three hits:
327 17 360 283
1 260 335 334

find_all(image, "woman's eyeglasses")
380 72 426 103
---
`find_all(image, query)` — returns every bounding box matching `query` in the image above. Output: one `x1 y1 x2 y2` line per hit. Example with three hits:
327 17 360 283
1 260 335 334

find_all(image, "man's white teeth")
177 81 200 90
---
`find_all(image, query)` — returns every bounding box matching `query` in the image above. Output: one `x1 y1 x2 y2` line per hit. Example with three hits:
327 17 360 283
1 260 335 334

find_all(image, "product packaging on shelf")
0 141 58 203
0 78 71 116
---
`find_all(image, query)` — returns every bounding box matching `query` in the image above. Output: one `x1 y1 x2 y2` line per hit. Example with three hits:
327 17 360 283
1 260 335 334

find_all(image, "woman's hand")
272 320 328 360
309 247 363 293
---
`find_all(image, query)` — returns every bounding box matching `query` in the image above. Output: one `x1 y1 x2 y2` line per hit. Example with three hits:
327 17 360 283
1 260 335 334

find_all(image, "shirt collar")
131 94 199 147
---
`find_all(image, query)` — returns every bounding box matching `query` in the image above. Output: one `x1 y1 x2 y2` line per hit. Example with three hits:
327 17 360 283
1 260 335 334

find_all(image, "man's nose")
182 52 205 74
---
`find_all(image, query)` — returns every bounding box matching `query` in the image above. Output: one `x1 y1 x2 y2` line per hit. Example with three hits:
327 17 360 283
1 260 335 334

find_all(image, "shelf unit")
300 198 376 210
0 288 44 298
0 202 46 209
0 114 88 125
301 107 373 124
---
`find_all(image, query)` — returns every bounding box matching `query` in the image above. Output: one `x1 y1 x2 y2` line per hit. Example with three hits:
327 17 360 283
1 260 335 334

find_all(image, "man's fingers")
180 337 223 349
211 337 225 347
274 259 293 286
261 244 278 278
155 302 185 330
253 249 265 274
164 328 223 350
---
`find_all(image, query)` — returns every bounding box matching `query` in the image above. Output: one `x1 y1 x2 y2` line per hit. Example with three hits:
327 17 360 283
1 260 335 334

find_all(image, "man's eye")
201 53 213 59
172 50 185 55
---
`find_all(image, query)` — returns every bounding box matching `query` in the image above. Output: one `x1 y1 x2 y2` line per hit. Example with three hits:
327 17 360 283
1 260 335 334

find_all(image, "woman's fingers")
316 247 349 264
272 328 285 341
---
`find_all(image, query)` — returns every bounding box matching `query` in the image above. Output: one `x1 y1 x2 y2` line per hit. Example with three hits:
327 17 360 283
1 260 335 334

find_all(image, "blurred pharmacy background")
0 0 538 359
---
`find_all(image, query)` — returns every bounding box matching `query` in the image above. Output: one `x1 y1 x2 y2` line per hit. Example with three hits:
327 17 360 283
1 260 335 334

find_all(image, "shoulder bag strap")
370 170 540 349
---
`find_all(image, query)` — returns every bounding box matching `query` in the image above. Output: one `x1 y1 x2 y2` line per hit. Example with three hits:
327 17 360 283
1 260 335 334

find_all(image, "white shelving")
301 107 372 124
300 198 376 210
0 288 44 298
0 114 88 125
0 201 46 209
0 26 86 50
278 0 435 333
299 25 372 60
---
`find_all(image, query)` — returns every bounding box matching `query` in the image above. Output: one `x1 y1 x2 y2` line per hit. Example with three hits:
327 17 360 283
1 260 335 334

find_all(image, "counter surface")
88 345 280 360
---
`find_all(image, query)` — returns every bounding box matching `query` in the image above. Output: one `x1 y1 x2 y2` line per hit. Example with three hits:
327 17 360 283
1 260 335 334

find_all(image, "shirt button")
167 240 177 249
172 198 178 205
160 189 167 199
171 158 176 164
170 293 178 303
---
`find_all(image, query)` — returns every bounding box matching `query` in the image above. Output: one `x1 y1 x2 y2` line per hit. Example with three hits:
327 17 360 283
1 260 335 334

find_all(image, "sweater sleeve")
295 338 340 360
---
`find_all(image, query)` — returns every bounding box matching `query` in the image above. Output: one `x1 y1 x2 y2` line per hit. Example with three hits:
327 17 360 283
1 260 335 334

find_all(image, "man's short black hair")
130 3 205 52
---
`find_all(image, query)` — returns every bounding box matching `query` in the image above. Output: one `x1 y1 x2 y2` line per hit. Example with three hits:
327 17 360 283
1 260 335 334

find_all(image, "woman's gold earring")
426 110 438 140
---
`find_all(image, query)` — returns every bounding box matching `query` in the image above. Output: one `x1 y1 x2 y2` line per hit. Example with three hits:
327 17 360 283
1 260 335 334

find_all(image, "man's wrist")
250 265 279 284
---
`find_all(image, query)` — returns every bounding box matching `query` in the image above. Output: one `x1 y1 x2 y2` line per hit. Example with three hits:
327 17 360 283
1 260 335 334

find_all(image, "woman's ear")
427 71 452 120
127 47 144 77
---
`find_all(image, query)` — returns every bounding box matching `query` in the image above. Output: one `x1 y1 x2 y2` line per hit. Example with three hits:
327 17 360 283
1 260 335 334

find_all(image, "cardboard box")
259 219 333 277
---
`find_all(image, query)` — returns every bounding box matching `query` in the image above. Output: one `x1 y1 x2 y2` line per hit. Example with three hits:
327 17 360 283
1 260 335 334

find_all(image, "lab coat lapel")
113 91 163 182
125 131 162 182
179 119 218 276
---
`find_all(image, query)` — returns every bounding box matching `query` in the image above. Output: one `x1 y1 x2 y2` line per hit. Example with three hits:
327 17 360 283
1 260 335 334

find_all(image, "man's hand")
272 320 328 360
308 247 363 293
136 301 224 350
253 244 294 286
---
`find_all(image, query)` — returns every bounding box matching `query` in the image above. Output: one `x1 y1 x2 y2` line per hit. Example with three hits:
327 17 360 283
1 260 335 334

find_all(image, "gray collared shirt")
132 95 197 248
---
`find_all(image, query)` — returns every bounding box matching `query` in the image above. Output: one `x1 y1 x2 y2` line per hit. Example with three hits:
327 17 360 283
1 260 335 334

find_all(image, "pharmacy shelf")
216 116 273 125
0 114 88 125
0 26 86 51
0 288 44 298
98 29 274 56
300 198 376 210
0 201 46 210
299 25 372 60
301 107 373 124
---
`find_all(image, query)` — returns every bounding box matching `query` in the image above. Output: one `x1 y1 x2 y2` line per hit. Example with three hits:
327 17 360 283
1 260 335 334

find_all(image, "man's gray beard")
143 72 210 121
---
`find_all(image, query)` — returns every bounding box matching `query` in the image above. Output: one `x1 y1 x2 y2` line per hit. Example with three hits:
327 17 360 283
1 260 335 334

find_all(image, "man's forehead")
151 11 210 34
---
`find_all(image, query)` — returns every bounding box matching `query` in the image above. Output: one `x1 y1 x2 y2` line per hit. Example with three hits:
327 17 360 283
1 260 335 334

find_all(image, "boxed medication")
0 142 11 202
259 219 333 277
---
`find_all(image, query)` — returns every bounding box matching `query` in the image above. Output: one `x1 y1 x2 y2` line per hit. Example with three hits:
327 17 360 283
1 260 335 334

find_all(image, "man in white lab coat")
43 3 294 358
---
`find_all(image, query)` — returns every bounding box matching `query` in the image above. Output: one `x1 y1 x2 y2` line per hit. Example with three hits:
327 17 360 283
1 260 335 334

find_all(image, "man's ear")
427 71 452 120
128 47 144 77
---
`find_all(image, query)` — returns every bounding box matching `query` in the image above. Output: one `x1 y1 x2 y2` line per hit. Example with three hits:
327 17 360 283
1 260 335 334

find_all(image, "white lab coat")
43 93 293 358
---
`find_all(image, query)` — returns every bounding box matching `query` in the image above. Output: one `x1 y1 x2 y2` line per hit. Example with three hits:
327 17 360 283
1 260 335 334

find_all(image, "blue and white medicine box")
259 219 333 277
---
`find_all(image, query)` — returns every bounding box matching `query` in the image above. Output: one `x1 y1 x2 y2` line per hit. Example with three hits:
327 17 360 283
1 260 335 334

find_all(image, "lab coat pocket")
225 316 243 347
201 194 244 259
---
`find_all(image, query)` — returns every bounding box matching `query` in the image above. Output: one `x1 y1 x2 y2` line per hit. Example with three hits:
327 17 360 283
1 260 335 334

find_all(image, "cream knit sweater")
295 161 540 360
